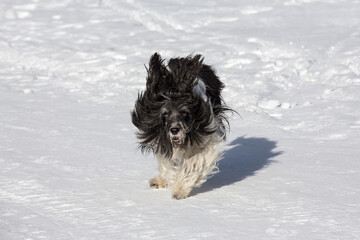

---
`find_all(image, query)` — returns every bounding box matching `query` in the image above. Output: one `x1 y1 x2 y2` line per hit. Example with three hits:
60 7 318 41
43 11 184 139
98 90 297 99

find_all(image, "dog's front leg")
171 146 220 199
149 176 168 189
172 184 193 200
149 154 170 189
171 158 201 200
171 166 200 199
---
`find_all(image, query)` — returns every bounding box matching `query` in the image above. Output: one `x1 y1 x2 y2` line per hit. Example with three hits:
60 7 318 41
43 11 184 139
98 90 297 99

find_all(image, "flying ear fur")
167 54 204 92
146 52 166 93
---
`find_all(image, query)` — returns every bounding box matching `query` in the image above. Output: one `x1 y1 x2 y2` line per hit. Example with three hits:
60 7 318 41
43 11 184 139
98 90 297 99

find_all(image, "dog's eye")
181 112 189 118
163 113 169 119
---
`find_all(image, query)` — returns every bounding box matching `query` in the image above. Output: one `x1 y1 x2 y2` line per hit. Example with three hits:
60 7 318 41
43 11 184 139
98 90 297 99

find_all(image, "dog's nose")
170 127 180 134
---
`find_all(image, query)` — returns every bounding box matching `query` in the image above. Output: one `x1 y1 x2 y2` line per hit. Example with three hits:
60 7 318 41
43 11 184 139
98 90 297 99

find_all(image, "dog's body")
131 53 230 199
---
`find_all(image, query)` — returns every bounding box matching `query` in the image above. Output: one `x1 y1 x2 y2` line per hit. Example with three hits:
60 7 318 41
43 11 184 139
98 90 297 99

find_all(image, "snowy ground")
1 0 360 239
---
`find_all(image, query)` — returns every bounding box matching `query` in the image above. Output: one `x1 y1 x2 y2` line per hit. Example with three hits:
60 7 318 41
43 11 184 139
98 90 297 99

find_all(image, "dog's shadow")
192 136 283 196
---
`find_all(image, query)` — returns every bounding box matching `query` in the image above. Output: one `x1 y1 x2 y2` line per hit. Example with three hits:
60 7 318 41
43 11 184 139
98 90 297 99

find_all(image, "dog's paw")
149 176 168 189
171 187 192 200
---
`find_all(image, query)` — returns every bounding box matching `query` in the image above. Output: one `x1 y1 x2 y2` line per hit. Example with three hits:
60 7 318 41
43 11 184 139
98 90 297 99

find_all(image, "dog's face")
161 100 192 147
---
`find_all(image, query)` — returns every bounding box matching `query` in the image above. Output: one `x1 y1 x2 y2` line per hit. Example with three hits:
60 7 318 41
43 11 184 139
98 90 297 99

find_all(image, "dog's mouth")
170 135 184 147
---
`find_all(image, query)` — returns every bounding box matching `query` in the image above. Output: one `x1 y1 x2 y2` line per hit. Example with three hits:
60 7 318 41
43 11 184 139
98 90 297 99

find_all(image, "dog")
131 53 231 199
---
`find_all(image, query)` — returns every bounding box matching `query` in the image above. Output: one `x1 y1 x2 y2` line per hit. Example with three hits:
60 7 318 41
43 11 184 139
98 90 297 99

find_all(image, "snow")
1 0 360 239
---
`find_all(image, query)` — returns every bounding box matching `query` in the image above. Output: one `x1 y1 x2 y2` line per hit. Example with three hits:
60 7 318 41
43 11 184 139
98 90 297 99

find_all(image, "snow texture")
1 0 360 239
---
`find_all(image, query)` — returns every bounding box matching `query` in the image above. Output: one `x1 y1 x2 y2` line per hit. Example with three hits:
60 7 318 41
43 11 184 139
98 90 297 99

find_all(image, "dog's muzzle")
170 127 180 142
169 123 184 145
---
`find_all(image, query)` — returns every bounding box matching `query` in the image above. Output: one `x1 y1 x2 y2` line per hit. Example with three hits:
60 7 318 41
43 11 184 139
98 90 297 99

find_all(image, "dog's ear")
187 54 204 88
146 53 166 92
168 54 204 92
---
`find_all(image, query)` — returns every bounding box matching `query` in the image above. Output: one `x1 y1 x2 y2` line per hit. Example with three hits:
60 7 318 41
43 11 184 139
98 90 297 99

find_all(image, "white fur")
150 132 222 199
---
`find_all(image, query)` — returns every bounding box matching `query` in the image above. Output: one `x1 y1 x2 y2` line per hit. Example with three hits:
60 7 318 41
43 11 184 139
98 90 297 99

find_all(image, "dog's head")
160 93 194 148
162 106 189 147
132 53 217 158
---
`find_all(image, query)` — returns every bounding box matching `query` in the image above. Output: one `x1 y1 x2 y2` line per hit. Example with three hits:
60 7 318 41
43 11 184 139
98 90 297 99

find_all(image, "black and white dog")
132 53 231 199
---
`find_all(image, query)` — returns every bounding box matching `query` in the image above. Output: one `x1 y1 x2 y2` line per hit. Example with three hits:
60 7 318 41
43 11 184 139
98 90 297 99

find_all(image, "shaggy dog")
131 53 231 199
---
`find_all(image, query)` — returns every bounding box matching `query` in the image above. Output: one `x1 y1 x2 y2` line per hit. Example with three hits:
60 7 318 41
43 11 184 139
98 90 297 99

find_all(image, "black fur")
131 53 230 158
